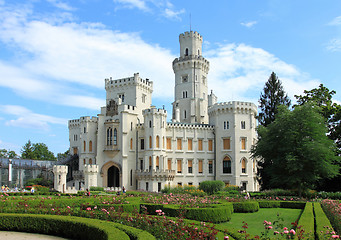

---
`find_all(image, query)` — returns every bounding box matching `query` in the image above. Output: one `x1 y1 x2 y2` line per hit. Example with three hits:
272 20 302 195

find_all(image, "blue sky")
1 0 341 156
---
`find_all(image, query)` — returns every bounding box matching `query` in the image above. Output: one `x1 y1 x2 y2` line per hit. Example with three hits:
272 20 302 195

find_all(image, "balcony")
135 169 175 181
103 145 120 158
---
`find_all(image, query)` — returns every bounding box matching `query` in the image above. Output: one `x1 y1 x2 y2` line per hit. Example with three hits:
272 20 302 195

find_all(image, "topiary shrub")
232 202 259 213
199 180 225 195
90 186 104 191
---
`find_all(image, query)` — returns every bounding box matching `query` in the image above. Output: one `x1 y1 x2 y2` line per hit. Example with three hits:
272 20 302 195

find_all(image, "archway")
107 166 120 187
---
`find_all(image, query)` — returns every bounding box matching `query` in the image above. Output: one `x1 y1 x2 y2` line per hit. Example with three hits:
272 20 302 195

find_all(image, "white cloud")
241 21 257 28
163 8 185 21
0 105 67 131
46 0 74 11
326 38 341 52
206 43 320 103
328 16 341 26
113 0 149 11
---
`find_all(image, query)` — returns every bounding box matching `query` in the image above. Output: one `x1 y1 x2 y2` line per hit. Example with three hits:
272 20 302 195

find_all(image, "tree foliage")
252 104 340 195
258 72 291 127
0 149 18 158
21 140 56 161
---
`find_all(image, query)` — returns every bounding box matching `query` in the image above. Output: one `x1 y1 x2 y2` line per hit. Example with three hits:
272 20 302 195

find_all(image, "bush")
314 202 336 240
199 180 224 195
321 199 341 235
258 201 280 208
296 202 314 239
90 186 104 191
279 201 306 209
232 202 259 213
0 213 130 240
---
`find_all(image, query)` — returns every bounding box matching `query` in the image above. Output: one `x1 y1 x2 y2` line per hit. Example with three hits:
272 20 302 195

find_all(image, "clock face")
182 76 188 83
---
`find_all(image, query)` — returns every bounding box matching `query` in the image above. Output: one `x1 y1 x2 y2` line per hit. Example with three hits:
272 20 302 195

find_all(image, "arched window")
83 141 86 152
156 156 159 170
113 128 117 145
185 48 189 56
149 120 152 128
89 158 92 164
89 141 92 152
149 136 152 148
156 135 160 148
198 49 200 55
83 159 86 165
242 158 246 173
130 138 133 150
223 156 232 174
107 128 112 145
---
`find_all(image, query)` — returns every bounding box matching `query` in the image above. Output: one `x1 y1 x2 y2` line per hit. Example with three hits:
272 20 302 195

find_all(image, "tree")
0 149 18 158
295 84 341 191
258 72 291 127
57 149 70 161
21 140 56 160
252 104 340 196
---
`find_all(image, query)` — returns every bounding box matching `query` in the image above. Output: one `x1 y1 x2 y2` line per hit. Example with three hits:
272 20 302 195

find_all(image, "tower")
172 31 210 124
53 165 68 193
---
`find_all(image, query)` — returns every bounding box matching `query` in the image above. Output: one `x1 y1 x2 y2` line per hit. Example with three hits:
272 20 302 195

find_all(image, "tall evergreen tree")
258 72 291 127
21 140 35 159
257 72 291 190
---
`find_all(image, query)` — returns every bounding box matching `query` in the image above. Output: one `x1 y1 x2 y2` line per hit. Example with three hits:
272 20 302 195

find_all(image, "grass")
217 208 302 237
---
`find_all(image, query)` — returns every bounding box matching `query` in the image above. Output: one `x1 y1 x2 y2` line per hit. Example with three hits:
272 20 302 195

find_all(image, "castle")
61 31 259 192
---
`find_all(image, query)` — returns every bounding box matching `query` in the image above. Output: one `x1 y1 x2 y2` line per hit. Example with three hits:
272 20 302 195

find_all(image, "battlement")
105 73 153 90
84 164 99 173
80 116 98 123
167 122 214 130
173 55 210 66
143 107 167 117
53 165 68 174
180 31 203 42
208 101 257 115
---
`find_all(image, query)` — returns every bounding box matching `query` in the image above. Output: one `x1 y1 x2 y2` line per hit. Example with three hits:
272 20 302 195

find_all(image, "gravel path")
0 231 70 240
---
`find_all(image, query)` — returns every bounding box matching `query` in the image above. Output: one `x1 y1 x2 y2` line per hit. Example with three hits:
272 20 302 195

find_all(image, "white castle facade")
65 31 259 192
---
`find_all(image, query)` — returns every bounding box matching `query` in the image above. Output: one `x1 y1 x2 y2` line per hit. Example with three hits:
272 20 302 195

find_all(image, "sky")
1 0 341 156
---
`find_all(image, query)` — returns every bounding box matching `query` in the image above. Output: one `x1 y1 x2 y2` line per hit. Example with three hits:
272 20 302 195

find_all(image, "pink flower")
67 206 70 209
86 207 91 211
274 231 279 235
331 235 339 239
284 230 289 234
283 227 288 230
224 236 229 240
290 229 296 235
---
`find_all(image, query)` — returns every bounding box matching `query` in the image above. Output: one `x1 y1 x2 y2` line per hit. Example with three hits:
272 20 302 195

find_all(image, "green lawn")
217 208 302 237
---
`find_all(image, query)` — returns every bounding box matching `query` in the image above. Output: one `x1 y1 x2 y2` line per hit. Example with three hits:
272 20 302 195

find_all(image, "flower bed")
321 199 341 235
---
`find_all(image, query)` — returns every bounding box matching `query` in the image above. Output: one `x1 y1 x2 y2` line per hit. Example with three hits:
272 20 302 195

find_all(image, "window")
166 137 172 150
178 182 182 187
223 156 232 174
149 120 152 128
168 158 172 170
241 138 246 150
198 160 203 174
89 141 92 152
149 156 152 171
89 158 92 165
163 137 165 148
253 160 256 172
142 94 146 103
188 182 193 186
83 141 86 152
119 94 125 102
177 138 182 150
188 160 193 174
177 159 182 173
131 122 133 131
84 127 86 133
198 139 203 151
140 159 143 170
242 158 246 173
156 156 159 170
149 136 152 148
140 138 145 150
130 138 133 150
182 76 188 82
208 139 213 151
184 110 187 119
83 159 86 165
208 160 213 174
224 121 229 129
223 138 231 150
146 182 149 191
188 138 193 151
113 128 117 145
185 48 188 56
156 136 160 148
107 128 112 145
241 121 246 129
73 147 78 155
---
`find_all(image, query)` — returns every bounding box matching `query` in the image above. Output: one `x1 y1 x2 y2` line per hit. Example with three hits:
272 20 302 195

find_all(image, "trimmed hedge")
232 202 259 213
161 203 233 223
296 202 314 239
0 213 128 240
0 213 155 240
81 203 140 213
313 202 336 240
199 180 225 195
279 201 306 209
258 201 281 208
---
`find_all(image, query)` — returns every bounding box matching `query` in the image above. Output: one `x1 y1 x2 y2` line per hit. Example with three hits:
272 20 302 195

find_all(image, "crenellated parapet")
80 116 98 123
180 31 203 41
172 55 210 73
143 107 167 117
105 73 153 93
53 165 68 174
208 101 257 116
84 164 99 174
68 119 80 129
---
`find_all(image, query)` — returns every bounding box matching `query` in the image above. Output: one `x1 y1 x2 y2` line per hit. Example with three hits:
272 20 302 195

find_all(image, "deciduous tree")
252 104 340 196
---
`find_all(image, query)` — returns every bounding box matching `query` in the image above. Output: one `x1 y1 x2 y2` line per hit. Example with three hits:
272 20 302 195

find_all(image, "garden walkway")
0 231 69 240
